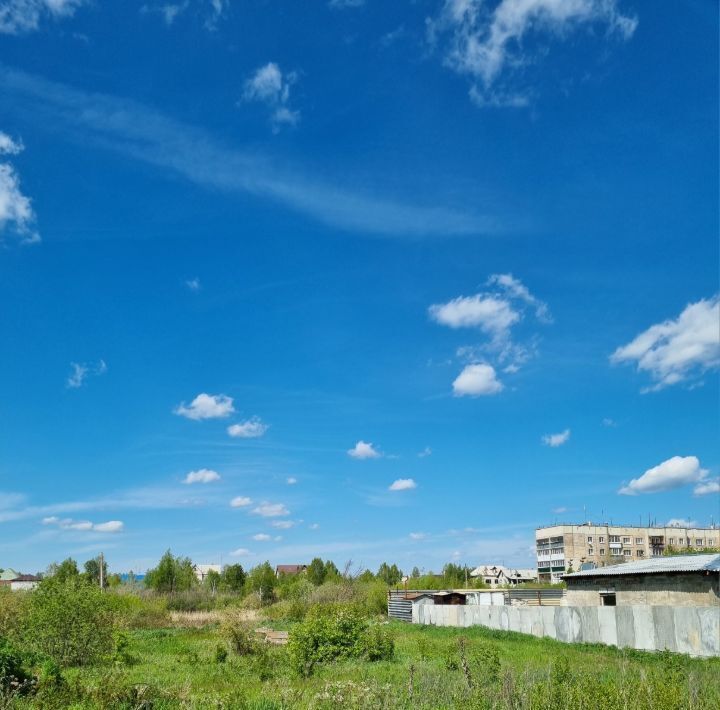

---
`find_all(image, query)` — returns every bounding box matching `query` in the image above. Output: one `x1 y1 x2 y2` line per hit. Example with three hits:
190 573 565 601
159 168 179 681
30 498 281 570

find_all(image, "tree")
442 563 470 587
411 566 421 578
145 550 196 593
377 562 402 586
47 558 80 583
204 569 221 594
247 561 277 603
357 569 375 583
221 564 246 592
306 558 327 586
83 556 108 587
324 560 341 582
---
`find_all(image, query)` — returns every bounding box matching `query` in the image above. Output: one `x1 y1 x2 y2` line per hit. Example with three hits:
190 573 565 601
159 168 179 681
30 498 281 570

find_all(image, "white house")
470 565 537 587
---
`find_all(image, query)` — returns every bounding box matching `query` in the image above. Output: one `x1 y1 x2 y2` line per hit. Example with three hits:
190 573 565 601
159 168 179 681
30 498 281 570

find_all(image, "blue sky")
0 0 718 575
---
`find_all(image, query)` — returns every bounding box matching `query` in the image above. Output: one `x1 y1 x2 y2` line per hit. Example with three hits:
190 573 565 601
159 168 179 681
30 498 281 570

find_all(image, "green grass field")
56 619 720 709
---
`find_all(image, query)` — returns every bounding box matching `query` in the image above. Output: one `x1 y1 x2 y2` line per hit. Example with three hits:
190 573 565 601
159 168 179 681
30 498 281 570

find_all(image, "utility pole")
99 552 104 591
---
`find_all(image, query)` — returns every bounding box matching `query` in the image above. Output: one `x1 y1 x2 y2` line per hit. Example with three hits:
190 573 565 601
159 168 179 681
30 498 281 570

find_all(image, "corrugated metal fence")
388 588 565 621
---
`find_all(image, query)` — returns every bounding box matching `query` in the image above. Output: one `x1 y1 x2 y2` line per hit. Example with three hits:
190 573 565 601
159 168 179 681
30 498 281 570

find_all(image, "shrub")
0 589 28 640
287 608 394 676
363 625 394 662
220 611 261 656
214 644 228 664
0 636 32 694
23 577 116 667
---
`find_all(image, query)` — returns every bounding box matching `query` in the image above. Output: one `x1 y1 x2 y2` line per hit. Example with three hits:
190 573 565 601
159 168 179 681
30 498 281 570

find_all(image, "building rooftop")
564 554 720 579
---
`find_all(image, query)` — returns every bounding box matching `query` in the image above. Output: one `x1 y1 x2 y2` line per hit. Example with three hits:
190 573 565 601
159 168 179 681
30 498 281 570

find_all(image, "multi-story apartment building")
535 523 719 583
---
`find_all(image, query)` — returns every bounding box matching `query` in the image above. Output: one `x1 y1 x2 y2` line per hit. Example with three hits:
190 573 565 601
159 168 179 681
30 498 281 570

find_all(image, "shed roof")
0 568 20 581
564 554 720 579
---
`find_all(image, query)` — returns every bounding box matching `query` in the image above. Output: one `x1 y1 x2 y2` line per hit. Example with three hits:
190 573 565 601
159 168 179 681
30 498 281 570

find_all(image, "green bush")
287 608 394 676
0 635 33 694
0 589 28 640
220 611 261 656
23 577 116 667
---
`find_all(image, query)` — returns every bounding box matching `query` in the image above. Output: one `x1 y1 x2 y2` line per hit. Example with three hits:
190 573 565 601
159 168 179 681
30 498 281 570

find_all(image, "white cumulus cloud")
0 130 38 243
242 62 300 132
348 440 381 459
184 468 221 484
542 429 570 447
409 532 426 540
389 478 417 491
271 520 295 529
227 417 268 438
431 274 550 390
252 533 271 541
42 516 123 533
666 518 697 529
619 455 709 495
611 296 720 392
230 547 252 557
429 0 637 108
252 502 289 517
452 363 503 396
230 496 252 508
286 477 297 485
694 479 720 497
175 393 235 420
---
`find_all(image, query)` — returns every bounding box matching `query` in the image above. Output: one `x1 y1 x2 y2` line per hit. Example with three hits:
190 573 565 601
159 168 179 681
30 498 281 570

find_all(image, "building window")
599 536 605 543
669 538 675 545
709 539 716 546
635 538 643 545
588 549 593 556
636 550 644 557
587 536 593 543
623 549 631 557
599 549 605 556
622 537 631 544
609 535 620 543
695 539 703 546
600 592 616 606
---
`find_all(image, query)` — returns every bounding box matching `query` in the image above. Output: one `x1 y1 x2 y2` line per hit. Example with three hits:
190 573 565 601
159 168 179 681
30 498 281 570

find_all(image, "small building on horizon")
563 553 720 607
470 565 537 587
0 569 40 591
194 563 222 582
276 564 307 577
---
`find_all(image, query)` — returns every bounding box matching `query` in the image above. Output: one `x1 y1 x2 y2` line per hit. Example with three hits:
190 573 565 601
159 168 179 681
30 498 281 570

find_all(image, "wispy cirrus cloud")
66 360 107 389
0 65 494 238
241 62 300 132
0 0 88 35
428 0 638 108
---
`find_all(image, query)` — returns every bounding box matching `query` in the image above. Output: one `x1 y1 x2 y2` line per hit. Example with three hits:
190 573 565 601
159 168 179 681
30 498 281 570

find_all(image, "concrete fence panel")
410 602 719 657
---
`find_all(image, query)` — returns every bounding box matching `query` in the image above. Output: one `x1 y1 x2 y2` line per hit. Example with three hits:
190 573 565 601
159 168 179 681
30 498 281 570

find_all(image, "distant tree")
145 550 196 593
377 562 402 586
357 569 375 583
204 569 222 594
221 564 246 592
411 566 421 578
248 561 277 603
324 560 341 581
306 557 327 586
48 558 80 583
83 556 108 587
106 573 122 588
